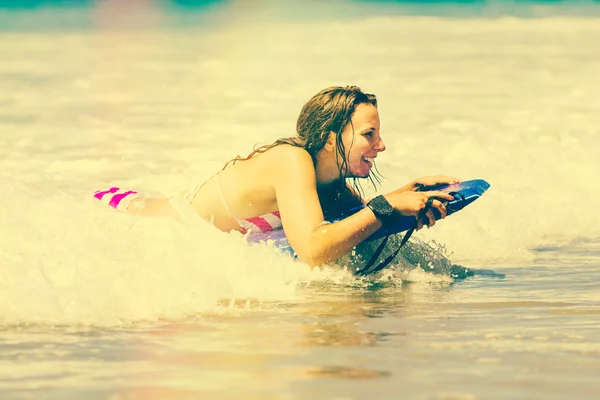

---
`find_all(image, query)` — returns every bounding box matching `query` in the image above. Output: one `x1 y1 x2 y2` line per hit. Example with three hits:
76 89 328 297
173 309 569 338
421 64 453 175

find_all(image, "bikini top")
212 174 282 233
237 211 282 233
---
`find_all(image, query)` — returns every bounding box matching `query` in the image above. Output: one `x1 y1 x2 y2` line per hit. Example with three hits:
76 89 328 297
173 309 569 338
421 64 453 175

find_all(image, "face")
338 103 385 178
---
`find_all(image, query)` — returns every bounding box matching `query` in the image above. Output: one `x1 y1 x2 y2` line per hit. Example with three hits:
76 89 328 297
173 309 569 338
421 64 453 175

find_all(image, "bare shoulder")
255 145 316 189
264 145 314 172
269 144 312 162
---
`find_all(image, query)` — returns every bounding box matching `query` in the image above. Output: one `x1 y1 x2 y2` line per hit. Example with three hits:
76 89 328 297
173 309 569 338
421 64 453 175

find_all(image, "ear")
324 131 336 152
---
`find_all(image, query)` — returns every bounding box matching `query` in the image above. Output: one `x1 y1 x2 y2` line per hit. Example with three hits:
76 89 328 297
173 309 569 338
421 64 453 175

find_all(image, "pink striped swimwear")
93 187 139 211
184 173 282 234
237 211 282 233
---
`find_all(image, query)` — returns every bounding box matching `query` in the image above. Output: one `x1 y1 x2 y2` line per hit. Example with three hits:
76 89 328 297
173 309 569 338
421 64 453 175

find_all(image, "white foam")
1 13 599 324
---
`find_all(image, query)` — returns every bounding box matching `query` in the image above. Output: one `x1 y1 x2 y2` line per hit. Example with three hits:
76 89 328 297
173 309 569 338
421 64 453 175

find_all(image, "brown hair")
225 85 376 164
223 86 381 198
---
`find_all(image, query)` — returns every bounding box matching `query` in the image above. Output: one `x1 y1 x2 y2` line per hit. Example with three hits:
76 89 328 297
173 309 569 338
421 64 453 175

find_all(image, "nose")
375 136 386 152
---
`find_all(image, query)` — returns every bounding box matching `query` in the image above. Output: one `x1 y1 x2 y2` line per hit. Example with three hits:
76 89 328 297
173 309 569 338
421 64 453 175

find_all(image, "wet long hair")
223 85 382 199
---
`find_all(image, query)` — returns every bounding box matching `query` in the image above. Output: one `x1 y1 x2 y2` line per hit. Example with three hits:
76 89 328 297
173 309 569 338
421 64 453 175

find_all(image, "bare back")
189 145 304 232
189 144 363 235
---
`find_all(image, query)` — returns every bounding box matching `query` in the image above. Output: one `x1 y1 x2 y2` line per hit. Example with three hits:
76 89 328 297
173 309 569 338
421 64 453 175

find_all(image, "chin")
348 169 371 179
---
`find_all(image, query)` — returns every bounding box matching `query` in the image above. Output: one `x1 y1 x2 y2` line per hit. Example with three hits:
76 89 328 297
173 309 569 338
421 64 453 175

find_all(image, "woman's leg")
94 187 181 219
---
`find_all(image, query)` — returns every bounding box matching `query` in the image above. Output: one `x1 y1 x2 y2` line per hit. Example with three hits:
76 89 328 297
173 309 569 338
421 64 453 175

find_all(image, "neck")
314 149 343 185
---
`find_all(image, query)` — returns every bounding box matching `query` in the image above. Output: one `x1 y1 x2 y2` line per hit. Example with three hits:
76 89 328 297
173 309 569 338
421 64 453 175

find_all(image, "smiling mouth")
362 156 375 165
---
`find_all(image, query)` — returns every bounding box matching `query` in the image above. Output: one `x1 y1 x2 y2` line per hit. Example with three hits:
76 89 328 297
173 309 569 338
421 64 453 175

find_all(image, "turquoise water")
3 0 600 31
1 1 600 399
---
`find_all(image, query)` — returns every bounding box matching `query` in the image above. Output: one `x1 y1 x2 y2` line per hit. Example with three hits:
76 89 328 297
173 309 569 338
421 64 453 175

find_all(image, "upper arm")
271 147 323 263
267 146 384 266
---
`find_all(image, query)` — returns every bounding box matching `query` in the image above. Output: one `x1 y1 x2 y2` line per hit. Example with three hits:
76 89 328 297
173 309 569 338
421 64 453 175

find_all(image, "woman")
96 86 457 267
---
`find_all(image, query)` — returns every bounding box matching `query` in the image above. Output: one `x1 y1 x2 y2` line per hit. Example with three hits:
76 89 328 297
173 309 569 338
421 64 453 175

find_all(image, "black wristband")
366 195 396 227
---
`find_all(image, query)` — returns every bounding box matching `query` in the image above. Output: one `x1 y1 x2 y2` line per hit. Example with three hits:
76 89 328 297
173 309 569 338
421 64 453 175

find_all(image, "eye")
363 131 374 137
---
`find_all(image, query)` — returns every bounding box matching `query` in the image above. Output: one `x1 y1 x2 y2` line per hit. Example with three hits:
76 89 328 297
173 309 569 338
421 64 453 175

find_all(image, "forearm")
302 181 421 266
307 208 383 267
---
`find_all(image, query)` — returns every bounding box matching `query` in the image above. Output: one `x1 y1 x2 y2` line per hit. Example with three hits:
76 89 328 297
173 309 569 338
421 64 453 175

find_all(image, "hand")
384 190 455 229
412 175 461 191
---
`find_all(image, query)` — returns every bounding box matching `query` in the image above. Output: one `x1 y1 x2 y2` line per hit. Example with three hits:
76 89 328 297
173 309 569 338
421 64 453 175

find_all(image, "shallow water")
1 1 600 399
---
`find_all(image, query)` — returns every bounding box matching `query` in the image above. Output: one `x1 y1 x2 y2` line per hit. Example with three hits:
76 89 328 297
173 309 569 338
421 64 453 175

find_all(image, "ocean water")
1 0 600 399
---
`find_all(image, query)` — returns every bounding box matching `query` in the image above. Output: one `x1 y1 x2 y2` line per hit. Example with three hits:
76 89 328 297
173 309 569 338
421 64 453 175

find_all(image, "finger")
416 219 424 231
432 176 460 185
433 200 447 219
427 191 455 202
426 209 436 227
439 201 447 219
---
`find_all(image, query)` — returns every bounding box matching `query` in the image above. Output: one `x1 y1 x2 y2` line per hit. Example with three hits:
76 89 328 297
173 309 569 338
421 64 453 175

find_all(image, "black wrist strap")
367 195 395 227
356 197 435 276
